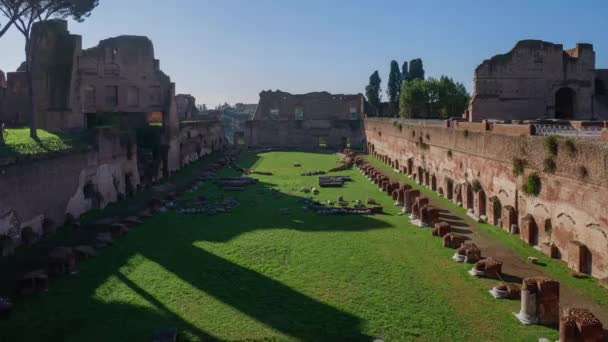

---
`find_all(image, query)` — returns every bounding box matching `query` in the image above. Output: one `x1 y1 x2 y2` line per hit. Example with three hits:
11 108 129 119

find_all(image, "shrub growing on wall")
524 173 541 196
512 158 525 176
543 136 559 157
565 138 577 156
447 150 453 159
543 158 556 174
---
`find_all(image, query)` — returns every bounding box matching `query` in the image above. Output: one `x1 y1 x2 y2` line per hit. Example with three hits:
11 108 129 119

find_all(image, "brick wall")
365 118 608 279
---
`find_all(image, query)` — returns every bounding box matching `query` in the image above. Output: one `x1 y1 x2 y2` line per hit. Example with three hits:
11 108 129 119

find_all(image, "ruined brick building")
175 94 199 120
244 90 365 149
0 21 227 251
469 40 608 121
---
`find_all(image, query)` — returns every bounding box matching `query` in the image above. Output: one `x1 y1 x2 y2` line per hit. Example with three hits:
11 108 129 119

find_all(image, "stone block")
560 308 603 342
434 222 451 237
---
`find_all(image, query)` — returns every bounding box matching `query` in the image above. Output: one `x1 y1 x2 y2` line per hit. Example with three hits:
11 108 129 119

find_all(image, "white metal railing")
533 124 603 140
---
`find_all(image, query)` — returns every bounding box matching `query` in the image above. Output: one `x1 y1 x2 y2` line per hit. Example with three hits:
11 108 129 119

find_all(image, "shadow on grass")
1 151 386 341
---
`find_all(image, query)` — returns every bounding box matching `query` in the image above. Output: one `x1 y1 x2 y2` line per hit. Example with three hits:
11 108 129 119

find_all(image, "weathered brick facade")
366 118 608 279
244 90 365 149
469 40 608 121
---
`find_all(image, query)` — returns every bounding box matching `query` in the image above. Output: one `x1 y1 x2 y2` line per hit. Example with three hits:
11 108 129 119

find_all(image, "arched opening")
431 174 437 191
490 196 502 226
394 159 400 170
446 178 454 200
407 159 414 175
476 190 486 217
555 87 576 119
521 214 539 246
465 183 474 210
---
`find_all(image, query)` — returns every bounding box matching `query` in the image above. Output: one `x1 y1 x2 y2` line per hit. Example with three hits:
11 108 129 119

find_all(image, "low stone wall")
365 118 608 279
179 120 227 166
0 128 139 249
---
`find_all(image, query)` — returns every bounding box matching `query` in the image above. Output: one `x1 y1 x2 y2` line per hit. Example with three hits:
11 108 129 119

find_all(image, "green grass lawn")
0 128 89 158
1 151 564 341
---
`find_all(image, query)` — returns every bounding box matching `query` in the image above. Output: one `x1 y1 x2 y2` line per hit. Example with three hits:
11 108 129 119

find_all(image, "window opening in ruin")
349 106 358 120
555 87 576 119
269 109 280 120
294 107 304 120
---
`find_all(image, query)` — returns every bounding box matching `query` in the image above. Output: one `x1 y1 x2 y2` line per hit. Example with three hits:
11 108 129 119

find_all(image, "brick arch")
520 214 539 246
474 188 486 217
488 196 502 226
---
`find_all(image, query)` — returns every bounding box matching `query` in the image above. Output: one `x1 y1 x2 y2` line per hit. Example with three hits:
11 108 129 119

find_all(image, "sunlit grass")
1 151 564 341
0 128 88 158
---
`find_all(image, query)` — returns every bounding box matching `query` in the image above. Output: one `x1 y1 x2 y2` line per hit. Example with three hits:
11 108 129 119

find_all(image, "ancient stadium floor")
4 151 608 341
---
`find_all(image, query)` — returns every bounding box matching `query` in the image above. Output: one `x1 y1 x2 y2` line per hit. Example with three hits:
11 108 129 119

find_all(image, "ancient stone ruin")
243 90 365 149
516 277 560 326
469 40 608 121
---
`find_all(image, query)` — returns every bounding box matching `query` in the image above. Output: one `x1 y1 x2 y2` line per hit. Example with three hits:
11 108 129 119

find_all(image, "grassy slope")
0 128 88 158
365 155 608 307
1 152 559 341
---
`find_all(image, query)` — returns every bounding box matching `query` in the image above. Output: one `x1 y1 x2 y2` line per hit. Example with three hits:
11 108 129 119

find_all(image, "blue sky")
1 0 606 106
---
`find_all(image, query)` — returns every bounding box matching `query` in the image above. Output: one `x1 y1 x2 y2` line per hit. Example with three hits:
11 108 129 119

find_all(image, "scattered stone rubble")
469 257 503 278
453 242 481 263
301 171 326 176
318 176 352 188
490 282 521 299
560 308 604 341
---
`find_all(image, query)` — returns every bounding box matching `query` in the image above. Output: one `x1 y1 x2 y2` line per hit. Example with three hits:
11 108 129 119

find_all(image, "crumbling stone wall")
179 119 227 166
245 90 365 149
365 118 608 279
176 94 198 121
470 40 601 121
0 128 139 246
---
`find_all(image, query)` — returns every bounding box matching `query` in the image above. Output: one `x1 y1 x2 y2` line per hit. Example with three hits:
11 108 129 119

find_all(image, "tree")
365 70 382 116
436 76 470 119
399 76 470 119
401 61 409 82
1 0 99 138
399 79 428 118
409 58 425 81
0 0 31 39
386 60 401 116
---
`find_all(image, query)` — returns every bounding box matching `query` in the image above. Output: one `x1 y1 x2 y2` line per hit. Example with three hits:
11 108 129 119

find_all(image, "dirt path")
376 164 608 324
